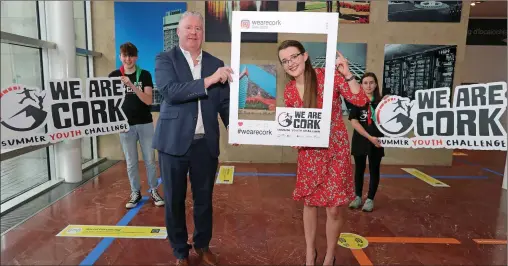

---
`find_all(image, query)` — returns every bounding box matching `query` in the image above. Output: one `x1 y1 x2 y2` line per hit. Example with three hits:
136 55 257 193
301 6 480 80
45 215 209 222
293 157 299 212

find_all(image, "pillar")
46 1 82 183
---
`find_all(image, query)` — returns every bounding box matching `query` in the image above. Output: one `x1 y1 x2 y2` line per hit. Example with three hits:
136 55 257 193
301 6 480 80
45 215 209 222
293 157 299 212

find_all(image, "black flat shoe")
305 249 318 266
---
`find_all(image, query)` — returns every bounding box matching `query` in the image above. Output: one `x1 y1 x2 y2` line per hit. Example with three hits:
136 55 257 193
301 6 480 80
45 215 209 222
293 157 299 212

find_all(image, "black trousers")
158 137 218 259
353 153 382 200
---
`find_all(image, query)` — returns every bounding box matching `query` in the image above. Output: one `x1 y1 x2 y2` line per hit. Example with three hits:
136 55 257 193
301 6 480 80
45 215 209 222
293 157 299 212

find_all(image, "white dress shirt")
180 46 205 135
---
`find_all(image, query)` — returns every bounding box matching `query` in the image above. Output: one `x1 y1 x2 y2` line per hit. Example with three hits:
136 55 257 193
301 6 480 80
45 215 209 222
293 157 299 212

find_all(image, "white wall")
462 45 508 131
462 45 507 83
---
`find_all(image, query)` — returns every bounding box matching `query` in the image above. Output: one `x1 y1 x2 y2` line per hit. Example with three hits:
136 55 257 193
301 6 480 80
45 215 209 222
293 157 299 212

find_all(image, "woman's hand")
335 51 352 78
368 136 381 148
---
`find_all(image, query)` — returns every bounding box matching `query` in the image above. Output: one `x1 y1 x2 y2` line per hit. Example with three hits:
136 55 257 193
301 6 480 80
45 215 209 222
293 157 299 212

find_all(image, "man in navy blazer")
153 11 233 266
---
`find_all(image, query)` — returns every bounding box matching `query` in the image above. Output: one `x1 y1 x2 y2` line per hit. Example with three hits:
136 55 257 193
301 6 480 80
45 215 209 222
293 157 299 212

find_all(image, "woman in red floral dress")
278 40 369 266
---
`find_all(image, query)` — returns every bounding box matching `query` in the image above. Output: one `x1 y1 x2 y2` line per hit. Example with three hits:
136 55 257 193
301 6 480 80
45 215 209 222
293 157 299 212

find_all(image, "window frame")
0 0 103 214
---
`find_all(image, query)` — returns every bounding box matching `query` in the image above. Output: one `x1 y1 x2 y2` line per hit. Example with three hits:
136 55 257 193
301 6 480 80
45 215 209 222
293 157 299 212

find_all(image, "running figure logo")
375 96 415 137
1 85 48 132
277 112 293 127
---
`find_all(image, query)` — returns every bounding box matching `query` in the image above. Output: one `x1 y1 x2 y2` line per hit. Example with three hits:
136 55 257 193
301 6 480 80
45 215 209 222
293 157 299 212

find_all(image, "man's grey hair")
178 11 204 26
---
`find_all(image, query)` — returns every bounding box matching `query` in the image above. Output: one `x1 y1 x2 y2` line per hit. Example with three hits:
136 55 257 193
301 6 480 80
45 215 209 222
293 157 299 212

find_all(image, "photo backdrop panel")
387 1 462 22
302 42 367 115
296 1 370 24
383 44 457 101
229 11 339 147
113 1 187 112
205 1 279 43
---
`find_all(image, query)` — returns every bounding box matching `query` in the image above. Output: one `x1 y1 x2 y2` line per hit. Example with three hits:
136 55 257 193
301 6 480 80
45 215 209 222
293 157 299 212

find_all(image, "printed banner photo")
375 82 507 151
1 78 129 149
228 11 339 147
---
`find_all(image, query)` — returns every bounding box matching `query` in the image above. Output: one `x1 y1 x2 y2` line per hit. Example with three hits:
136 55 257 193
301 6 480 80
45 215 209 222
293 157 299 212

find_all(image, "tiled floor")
1 150 506 265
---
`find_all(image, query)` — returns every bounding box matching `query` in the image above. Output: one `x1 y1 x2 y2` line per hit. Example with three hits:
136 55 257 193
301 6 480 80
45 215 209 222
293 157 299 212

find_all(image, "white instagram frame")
229 11 339 147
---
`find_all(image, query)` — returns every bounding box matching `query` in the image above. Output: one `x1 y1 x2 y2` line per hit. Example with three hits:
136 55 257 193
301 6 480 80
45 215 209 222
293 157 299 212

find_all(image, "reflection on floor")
1 150 506 265
0 160 119 234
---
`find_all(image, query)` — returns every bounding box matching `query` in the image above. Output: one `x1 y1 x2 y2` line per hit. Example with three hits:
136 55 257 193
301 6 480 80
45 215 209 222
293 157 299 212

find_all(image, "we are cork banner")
1 78 129 149
375 82 507 151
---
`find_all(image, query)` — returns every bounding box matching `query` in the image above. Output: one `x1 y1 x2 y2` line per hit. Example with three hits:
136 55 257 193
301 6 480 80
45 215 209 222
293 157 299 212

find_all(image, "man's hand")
205 66 233 89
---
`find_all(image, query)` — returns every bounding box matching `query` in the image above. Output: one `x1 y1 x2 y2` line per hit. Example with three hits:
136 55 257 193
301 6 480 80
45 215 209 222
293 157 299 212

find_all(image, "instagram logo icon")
241 20 250 29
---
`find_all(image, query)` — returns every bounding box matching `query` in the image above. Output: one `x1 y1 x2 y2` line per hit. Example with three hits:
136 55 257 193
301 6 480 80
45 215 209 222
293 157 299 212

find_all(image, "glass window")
0 1 39 39
73 1 87 49
0 43 49 204
1 44 42 89
1 148 50 204
1 43 44 138
76 55 93 163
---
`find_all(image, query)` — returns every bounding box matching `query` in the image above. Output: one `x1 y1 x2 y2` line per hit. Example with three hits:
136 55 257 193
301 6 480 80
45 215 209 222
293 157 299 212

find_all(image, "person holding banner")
153 11 232 266
278 40 369 266
347 72 384 212
108 42 164 210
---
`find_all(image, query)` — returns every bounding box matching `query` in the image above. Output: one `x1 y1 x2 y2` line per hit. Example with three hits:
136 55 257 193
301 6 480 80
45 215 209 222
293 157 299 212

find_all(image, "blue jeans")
119 122 158 192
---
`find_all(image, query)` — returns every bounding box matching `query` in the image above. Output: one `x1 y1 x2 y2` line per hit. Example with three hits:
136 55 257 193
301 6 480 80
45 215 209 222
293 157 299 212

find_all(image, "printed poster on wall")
296 1 370 24
467 18 507 46
228 11 339 147
205 1 279 43
302 42 367 115
387 1 462 23
1 78 129 150
114 1 187 112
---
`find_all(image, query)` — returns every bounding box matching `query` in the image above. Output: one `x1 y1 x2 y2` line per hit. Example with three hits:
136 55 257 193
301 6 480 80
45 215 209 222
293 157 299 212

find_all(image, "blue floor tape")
455 158 504 177
220 172 487 179
79 196 149 266
154 172 487 181
80 169 486 264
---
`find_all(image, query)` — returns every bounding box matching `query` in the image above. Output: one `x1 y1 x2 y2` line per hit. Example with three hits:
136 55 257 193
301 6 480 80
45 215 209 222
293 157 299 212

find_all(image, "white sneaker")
362 199 374 212
151 189 165 207
126 191 142 209
348 196 362 209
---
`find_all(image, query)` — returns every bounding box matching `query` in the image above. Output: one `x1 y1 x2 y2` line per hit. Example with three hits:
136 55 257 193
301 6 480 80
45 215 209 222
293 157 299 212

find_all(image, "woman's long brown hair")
277 40 318 108
361 72 381 103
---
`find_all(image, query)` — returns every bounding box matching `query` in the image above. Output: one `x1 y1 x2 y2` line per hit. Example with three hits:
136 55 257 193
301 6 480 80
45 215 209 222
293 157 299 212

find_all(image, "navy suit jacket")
152 46 230 158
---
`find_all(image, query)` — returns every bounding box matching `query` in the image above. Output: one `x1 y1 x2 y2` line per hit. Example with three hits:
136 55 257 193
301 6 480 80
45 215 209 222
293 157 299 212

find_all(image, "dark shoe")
195 248 217 266
305 249 317 266
176 258 189 266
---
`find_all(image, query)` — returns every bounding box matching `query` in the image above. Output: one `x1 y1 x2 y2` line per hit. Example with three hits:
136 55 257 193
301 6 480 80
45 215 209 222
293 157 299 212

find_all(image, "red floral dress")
284 68 369 207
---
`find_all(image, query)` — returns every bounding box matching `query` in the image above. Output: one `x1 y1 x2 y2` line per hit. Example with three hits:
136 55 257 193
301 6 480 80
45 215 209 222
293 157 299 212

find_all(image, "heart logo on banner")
238 122 243 126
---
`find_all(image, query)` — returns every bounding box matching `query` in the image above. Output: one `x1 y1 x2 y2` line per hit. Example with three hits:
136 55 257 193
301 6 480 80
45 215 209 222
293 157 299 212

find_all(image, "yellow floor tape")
338 233 369 249
216 166 234 184
56 225 167 239
402 168 450 187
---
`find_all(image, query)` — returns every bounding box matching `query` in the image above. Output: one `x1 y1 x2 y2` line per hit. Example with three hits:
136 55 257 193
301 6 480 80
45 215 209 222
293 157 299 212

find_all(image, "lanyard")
120 65 141 84
366 96 376 125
